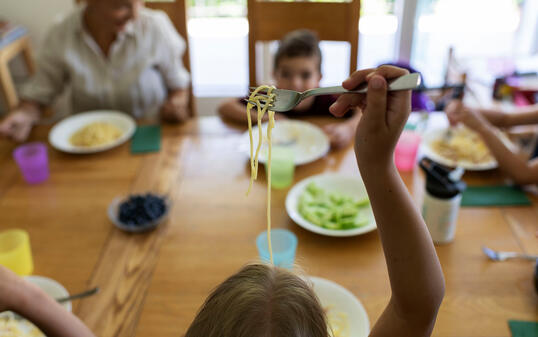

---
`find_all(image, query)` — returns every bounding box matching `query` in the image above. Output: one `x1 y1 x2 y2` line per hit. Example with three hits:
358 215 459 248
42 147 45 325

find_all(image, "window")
411 0 527 86
358 0 397 69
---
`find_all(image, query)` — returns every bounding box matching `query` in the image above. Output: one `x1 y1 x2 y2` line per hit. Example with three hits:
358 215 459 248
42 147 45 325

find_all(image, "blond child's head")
184 264 329 337
273 30 322 94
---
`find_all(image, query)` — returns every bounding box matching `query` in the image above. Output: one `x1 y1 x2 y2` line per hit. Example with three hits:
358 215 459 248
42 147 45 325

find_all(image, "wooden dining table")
0 115 536 337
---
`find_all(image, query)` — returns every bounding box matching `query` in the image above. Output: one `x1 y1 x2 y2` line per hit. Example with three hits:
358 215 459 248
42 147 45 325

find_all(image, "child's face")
274 56 321 93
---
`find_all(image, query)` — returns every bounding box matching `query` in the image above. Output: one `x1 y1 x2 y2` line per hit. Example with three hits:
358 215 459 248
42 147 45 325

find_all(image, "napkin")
131 125 161 154
461 185 531 207
508 320 538 337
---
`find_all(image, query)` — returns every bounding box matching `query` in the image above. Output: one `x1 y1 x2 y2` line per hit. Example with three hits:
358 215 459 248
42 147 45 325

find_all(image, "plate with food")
239 120 330 165
286 173 376 237
420 126 513 170
49 111 136 154
309 276 370 337
108 193 170 233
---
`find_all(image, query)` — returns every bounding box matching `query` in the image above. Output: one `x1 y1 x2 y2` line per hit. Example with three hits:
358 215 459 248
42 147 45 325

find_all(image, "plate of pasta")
286 174 377 237
239 120 330 165
420 126 513 170
309 276 370 337
49 111 136 154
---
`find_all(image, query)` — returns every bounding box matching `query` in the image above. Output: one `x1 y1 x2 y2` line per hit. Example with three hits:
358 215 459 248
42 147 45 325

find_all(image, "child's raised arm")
330 66 445 337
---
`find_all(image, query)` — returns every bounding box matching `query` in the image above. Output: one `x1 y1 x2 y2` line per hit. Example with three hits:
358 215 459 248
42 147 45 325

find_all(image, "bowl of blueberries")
108 193 170 233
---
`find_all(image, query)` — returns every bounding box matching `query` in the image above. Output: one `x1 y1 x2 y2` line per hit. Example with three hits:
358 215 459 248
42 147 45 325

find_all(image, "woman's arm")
0 101 43 142
160 89 190 123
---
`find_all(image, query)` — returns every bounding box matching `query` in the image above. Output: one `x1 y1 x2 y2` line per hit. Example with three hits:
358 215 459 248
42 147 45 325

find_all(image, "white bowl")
286 173 377 237
25 275 72 312
310 276 370 337
239 120 330 165
49 110 136 154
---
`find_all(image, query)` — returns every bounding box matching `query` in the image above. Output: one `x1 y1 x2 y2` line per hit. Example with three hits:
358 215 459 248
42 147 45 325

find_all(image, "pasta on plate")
69 122 123 147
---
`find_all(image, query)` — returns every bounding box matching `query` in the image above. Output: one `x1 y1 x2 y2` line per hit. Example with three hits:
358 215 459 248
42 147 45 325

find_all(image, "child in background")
0 66 445 337
218 29 361 149
445 101 538 184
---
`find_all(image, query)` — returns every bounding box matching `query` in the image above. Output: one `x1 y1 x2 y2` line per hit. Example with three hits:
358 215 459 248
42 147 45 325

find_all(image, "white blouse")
21 6 190 119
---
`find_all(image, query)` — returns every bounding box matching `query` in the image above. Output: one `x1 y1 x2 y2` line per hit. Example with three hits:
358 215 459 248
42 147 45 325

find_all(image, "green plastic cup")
266 146 295 189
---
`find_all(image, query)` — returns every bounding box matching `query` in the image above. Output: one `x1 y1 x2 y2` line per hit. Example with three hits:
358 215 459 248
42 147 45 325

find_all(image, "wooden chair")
145 0 196 116
0 30 35 110
247 0 360 87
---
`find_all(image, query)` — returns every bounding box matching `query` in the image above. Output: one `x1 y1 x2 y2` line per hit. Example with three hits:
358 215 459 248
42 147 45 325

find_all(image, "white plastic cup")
422 191 462 244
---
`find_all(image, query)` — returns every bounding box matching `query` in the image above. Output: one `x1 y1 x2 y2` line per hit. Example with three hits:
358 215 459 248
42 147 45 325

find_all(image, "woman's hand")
0 109 39 142
160 90 190 123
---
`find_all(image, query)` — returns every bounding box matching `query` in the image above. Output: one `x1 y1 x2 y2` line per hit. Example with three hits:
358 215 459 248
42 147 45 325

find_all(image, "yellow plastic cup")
0 229 34 276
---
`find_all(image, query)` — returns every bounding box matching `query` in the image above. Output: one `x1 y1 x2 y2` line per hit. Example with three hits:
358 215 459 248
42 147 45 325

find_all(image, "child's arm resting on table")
446 100 538 185
0 266 96 337
217 98 286 124
323 108 361 149
330 66 445 337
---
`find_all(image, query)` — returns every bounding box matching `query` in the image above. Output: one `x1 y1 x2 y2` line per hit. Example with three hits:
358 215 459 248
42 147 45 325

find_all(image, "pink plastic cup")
395 131 421 171
13 142 49 184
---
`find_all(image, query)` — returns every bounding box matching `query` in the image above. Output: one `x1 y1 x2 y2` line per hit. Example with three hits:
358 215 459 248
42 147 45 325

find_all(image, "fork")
482 246 538 261
245 72 421 112
56 286 100 304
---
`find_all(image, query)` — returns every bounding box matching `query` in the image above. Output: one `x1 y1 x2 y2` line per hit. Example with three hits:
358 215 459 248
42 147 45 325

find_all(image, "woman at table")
445 102 538 184
0 0 191 142
0 66 445 337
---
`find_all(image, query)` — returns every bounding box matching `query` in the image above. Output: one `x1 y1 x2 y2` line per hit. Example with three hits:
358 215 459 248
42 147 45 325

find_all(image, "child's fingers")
368 65 410 80
323 123 337 133
342 68 375 90
329 94 364 117
363 75 388 129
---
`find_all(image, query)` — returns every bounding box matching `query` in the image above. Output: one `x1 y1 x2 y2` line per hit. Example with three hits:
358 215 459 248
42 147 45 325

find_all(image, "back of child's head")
274 29 322 72
184 264 329 337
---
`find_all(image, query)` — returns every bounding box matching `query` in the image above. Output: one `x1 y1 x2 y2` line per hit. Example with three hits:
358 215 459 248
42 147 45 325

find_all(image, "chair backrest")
247 0 360 87
146 0 196 116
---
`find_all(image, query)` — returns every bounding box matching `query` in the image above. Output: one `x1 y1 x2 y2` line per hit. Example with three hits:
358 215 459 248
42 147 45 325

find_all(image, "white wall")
0 0 75 114
1 0 75 48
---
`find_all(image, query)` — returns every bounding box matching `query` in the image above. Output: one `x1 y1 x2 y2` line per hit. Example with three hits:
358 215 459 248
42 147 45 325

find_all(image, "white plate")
310 276 370 337
25 275 72 312
420 127 514 171
286 173 377 237
239 120 330 165
49 111 136 154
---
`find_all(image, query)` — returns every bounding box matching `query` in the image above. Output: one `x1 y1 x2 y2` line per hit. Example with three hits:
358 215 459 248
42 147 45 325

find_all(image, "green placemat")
508 320 538 337
461 185 531 207
131 125 161 154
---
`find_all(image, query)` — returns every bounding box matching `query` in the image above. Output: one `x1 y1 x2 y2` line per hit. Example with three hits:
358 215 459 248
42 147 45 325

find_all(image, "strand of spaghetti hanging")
245 85 276 264
246 85 276 194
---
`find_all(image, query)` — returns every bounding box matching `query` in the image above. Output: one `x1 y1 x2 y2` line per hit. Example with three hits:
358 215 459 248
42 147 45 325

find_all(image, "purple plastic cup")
13 142 49 184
